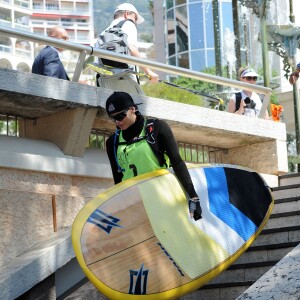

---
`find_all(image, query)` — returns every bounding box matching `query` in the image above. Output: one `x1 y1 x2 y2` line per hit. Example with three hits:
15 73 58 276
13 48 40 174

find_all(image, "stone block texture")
0 167 113 267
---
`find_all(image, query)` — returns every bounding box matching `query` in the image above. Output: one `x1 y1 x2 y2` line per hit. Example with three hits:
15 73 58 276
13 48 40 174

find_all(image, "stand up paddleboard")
72 164 273 299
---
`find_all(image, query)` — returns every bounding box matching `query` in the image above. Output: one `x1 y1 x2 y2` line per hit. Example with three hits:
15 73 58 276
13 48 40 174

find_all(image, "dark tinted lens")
109 110 128 121
244 76 257 81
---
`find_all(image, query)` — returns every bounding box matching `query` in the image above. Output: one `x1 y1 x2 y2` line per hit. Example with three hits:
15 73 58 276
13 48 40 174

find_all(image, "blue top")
32 46 69 80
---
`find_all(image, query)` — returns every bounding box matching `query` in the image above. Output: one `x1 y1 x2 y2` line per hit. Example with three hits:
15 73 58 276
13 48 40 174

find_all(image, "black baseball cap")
106 92 142 115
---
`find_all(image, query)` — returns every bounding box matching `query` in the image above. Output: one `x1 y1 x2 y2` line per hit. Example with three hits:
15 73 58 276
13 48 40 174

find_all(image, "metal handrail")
0 26 272 118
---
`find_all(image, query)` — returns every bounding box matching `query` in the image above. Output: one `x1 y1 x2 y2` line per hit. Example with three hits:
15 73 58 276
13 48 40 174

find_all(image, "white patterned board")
72 164 273 299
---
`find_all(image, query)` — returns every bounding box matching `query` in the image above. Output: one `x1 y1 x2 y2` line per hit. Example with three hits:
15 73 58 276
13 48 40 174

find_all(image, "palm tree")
232 0 242 79
239 0 271 87
212 0 223 92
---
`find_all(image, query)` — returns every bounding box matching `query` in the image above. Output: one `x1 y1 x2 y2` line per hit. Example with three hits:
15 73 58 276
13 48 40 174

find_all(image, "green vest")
117 122 170 181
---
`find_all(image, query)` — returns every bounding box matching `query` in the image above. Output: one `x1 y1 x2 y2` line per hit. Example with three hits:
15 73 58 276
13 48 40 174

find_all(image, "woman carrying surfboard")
105 91 202 220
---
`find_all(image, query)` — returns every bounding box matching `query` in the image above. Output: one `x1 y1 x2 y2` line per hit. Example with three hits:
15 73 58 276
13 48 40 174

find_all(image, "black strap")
118 136 145 146
113 19 135 29
96 73 100 87
145 119 166 167
135 65 140 84
235 92 242 112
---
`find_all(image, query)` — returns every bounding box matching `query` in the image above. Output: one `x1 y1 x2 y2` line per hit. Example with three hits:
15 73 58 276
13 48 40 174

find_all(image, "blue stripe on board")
204 167 257 241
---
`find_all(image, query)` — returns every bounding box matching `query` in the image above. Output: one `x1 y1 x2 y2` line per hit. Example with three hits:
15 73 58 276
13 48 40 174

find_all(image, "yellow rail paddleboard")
72 164 273 299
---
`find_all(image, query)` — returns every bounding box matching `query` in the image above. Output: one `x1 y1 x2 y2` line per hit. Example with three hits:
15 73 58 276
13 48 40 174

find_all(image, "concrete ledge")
0 135 282 184
0 68 287 148
0 69 102 118
0 227 73 300
236 243 300 300
141 96 287 143
0 68 288 174
0 135 112 178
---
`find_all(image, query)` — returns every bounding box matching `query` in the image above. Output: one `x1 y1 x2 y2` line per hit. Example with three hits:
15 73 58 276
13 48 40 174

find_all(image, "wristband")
190 197 199 201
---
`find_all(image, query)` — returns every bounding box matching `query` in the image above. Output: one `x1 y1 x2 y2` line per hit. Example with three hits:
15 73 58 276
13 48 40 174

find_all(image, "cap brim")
242 72 259 77
136 14 145 25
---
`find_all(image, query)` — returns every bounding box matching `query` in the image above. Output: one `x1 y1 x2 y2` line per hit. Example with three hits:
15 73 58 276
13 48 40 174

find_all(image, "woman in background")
228 67 269 119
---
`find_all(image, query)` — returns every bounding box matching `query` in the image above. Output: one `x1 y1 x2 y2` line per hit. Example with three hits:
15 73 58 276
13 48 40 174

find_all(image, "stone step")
272 197 300 214
204 245 296 287
279 173 300 186
194 264 274 300
210 264 274 285
272 184 300 199
233 246 295 265
253 226 300 248
265 212 300 230
182 253 297 300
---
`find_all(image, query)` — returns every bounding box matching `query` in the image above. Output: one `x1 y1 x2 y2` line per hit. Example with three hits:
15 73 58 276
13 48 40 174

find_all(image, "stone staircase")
181 173 300 300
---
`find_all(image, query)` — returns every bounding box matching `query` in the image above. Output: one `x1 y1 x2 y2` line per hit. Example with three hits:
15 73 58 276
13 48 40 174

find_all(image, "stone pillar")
223 140 288 175
20 107 98 157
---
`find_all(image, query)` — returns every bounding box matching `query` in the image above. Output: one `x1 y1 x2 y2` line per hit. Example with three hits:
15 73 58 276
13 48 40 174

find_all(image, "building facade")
153 0 299 76
0 0 94 76
0 0 33 71
163 0 234 72
153 0 300 135
30 0 93 45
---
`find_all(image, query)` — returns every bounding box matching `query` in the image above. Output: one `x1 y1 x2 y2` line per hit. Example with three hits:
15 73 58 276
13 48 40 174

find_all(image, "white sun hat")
115 3 145 25
241 68 259 78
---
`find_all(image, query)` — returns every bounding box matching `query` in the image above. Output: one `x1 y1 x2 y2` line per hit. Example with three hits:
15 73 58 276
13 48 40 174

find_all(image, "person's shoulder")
147 118 163 124
40 46 57 56
111 18 127 27
230 91 239 100
34 46 51 60
43 46 60 60
41 46 53 52
36 46 49 55
240 90 247 98
251 92 261 101
121 19 137 30
106 131 115 141
106 19 119 29
106 132 117 148
148 118 169 131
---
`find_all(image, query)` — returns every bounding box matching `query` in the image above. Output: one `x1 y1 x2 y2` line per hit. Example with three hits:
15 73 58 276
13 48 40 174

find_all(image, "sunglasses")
243 76 257 81
109 109 129 121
